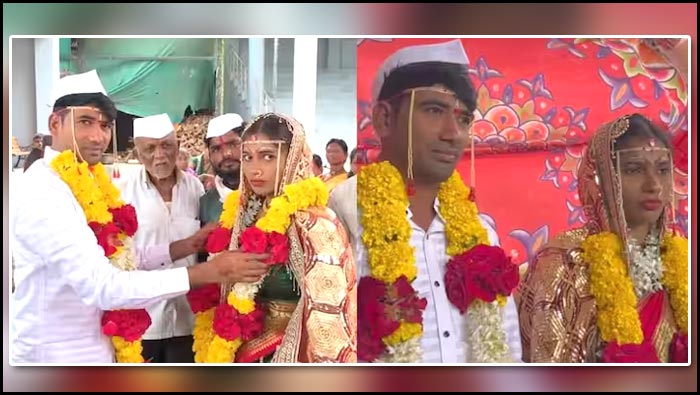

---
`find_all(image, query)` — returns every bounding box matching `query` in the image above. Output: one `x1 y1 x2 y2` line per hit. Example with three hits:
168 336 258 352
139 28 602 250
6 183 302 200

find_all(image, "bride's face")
242 131 290 197
617 136 673 230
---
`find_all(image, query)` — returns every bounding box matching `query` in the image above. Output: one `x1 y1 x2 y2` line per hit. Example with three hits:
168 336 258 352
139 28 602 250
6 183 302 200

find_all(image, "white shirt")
119 168 204 340
327 176 358 247
10 148 191 363
214 175 234 203
356 198 523 363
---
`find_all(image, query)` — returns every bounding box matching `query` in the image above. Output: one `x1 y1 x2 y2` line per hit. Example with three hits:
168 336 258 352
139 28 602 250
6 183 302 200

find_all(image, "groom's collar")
406 197 447 224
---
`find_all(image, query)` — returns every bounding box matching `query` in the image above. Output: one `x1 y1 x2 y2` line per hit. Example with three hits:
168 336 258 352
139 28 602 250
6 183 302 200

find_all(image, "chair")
12 136 31 168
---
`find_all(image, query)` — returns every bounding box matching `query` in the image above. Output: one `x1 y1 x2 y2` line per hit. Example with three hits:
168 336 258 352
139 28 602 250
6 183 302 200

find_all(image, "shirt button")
434 281 440 287
443 331 450 338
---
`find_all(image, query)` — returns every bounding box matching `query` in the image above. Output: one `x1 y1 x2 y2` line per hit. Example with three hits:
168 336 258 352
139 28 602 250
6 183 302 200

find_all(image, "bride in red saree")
517 113 688 363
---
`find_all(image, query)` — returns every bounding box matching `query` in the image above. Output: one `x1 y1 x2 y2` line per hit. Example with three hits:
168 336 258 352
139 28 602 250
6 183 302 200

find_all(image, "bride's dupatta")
518 114 684 363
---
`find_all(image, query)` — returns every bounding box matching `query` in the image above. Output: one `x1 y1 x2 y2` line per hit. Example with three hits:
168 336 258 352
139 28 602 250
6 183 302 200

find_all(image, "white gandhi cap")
133 113 174 139
50 70 108 106
206 113 244 139
371 39 470 103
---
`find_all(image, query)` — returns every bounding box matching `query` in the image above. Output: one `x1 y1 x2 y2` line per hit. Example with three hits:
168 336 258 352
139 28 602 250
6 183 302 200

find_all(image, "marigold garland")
661 235 688 334
188 177 329 363
358 162 514 363
583 231 688 346
439 172 490 255
51 150 150 363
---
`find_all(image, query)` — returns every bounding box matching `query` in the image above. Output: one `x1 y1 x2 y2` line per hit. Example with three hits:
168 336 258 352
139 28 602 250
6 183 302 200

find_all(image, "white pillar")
328 38 341 70
292 38 317 140
247 38 265 115
34 38 61 133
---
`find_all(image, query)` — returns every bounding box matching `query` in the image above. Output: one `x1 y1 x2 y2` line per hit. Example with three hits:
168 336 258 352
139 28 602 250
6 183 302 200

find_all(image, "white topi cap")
50 70 108 106
133 113 174 139
371 39 470 102
206 113 244 139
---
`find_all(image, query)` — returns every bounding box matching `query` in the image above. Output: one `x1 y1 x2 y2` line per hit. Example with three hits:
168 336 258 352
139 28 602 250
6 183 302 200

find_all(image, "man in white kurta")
11 144 195 363
119 113 205 362
10 70 255 363
349 39 522 363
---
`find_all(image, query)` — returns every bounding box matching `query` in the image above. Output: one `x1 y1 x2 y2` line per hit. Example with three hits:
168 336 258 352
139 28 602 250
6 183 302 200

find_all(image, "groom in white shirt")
10 70 270 363
351 39 522 363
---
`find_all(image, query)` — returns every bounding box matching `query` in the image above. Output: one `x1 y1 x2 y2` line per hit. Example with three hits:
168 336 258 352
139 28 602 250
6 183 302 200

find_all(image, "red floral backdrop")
357 38 688 266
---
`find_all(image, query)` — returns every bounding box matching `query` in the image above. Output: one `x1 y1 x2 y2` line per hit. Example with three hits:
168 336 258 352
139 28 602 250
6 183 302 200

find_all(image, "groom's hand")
188 251 271 286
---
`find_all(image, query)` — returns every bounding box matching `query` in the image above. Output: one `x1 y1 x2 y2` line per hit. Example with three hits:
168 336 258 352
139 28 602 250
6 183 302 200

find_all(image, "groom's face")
382 85 473 184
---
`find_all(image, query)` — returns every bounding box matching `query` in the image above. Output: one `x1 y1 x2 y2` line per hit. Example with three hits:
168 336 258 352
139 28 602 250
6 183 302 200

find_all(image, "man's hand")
190 222 218 252
187 251 270 287
199 174 215 191
170 222 218 262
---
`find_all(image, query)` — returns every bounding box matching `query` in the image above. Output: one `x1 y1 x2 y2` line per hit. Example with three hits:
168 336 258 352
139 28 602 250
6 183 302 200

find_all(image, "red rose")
445 257 471 314
109 205 138 237
393 276 415 299
123 309 151 340
267 232 289 264
463 245 501 302
358 327 387 362
495 261 520 296
213 304 242 341
445 245 519 314
466 273 497 303
602 340 660 363
101 309 151 341
238 306 265 341
122 321 146 341
89 222 122 257
482 246 519 295
357 277 391 361
392 276 427 324
670 332 688 363
206 226 232 254
102 321 118 336
240 227 268 254
357 275 427 361
186 283 221 313
359 277 400 337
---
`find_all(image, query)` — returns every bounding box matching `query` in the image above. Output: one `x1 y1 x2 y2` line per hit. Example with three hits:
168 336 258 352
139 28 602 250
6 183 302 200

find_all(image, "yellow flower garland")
359 162 507 362
220 190 242 230
438 172 490 254
192 309 216 363
112 337 144 363
582 231 688 345
439 172 511 362
383 323 422 346
358 161 416 284
661 235 688 333
191 189 240 363
51 151 122 225
50 150 144 362
200 177 328 363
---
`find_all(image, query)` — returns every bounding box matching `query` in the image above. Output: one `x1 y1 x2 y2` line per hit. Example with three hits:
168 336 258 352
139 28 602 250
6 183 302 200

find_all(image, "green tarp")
60 38 215 123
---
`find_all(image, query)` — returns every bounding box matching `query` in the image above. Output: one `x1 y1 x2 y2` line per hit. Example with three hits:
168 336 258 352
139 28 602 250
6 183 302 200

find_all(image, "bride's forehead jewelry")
242 139 287 146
